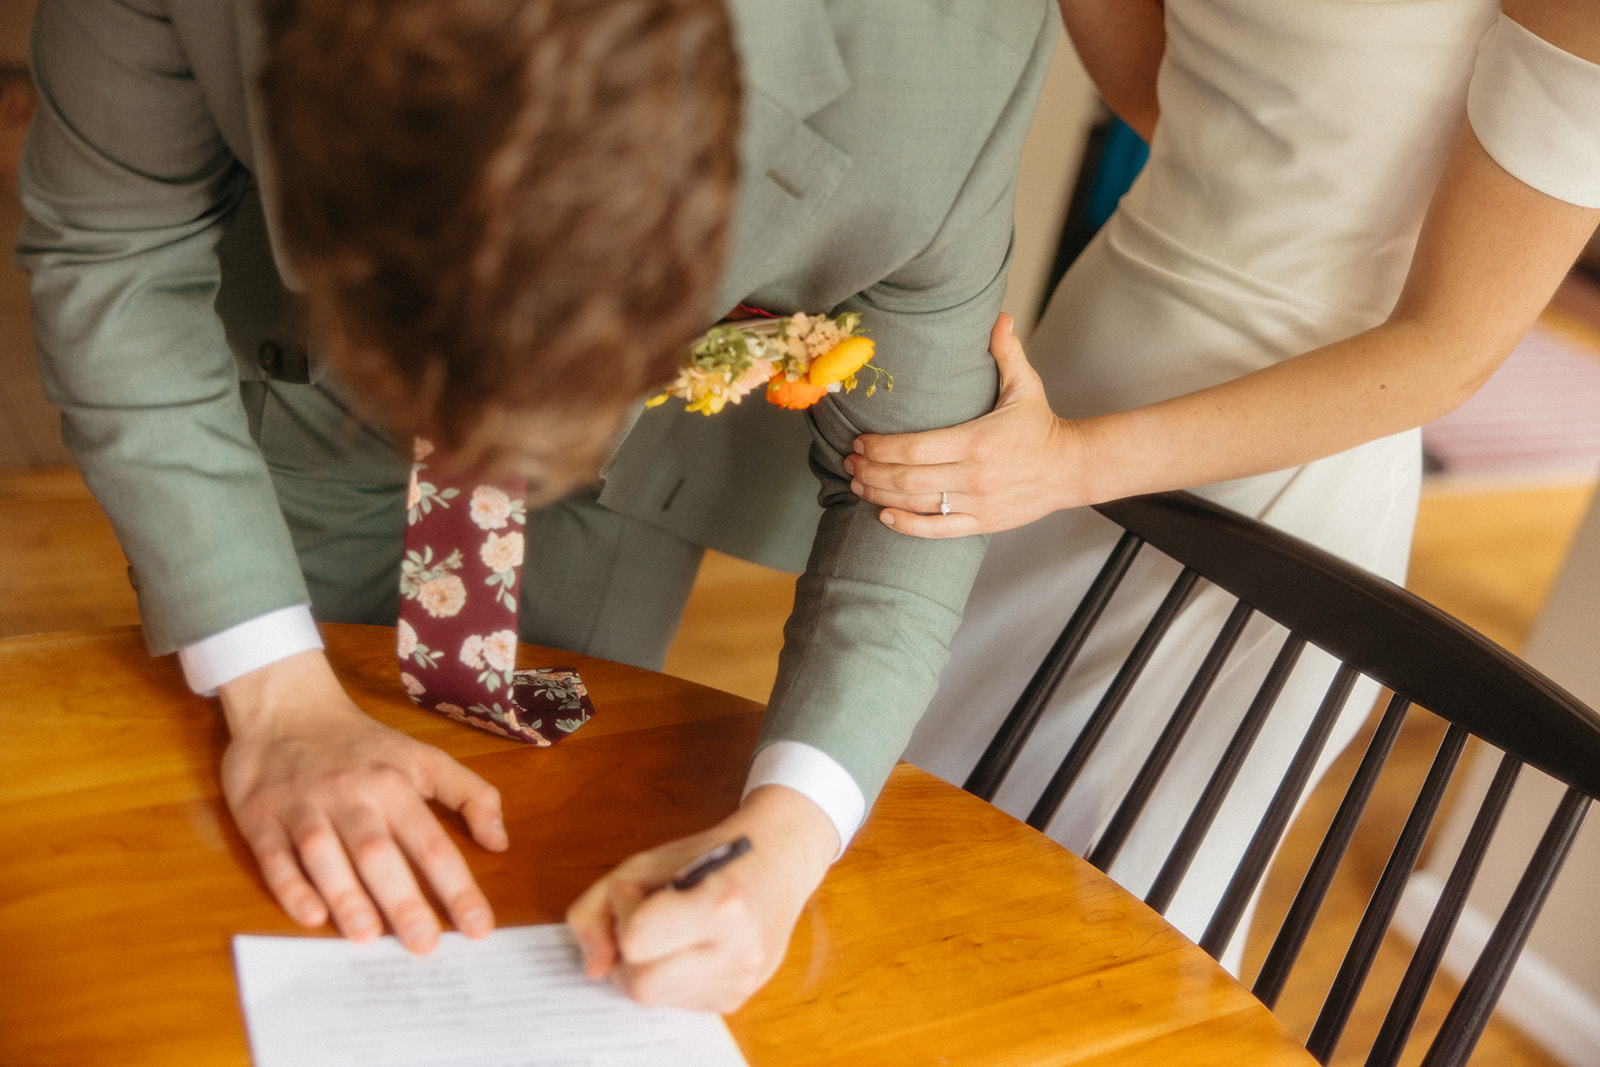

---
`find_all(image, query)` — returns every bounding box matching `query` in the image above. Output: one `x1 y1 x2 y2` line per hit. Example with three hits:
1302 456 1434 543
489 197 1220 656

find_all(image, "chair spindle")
1422 788 1591 1067
1306 724 1470 1062
1145 631 1306 913
1089 598 1256 872
1027 567 1202 829
1364 752 1521 1067
1201 662 1361 957
1254 691 1414 1010
965 529 1143 801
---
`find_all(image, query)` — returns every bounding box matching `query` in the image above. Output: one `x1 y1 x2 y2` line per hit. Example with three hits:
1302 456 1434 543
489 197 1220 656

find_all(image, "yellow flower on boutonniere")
647 310 892 415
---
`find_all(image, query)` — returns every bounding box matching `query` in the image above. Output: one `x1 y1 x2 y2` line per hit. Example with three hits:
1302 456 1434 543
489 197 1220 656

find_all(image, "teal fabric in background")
1088 117 1151 230
1041 110 1149 318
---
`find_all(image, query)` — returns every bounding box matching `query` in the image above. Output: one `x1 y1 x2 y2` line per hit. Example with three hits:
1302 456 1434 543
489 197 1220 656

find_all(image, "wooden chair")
965 490 1600 1066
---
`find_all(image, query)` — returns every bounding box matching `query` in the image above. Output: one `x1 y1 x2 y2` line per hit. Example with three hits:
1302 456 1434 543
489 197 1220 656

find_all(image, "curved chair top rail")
1094 491 1600 798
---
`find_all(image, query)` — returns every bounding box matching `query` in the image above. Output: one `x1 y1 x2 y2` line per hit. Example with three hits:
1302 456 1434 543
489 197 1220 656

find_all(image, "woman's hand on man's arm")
847 314 1088 538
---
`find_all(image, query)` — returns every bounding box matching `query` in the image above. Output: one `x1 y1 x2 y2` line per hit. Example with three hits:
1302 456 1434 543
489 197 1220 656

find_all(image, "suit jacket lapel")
598 0 856 569
713 0 853 313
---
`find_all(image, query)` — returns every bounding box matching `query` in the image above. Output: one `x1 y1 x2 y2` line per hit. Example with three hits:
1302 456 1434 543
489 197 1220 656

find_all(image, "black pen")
670 835 752 891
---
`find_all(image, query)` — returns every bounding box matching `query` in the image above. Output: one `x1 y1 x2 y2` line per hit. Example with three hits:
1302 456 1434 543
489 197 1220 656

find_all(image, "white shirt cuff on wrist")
743 740 867 861
177 605 325 695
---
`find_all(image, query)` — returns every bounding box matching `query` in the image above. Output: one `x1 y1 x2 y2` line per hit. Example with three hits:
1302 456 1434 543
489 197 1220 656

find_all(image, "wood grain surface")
0 624 1314 1066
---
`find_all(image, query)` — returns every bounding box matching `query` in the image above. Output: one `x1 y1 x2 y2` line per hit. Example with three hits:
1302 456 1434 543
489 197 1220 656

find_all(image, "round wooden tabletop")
0 624 1315 1066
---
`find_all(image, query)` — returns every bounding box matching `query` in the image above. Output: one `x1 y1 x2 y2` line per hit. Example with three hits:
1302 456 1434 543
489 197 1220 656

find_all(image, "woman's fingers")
988 312 1034 394
847 456 964 506
878 507 984 539
848 311 1078 536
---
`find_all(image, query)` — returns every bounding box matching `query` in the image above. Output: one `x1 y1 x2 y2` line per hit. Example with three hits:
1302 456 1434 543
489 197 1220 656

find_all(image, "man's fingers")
567 878 623 979
612 884 770 1013
390 803 495 940
418 747 508 852
608 879 651 935
290 812 385 943
327 800 443 953
614 880 722 965
246 820 329 928
615 942 753 1014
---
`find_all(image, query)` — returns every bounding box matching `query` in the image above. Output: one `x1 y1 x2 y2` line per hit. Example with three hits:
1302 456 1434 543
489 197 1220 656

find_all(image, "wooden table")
0 624 1315 1066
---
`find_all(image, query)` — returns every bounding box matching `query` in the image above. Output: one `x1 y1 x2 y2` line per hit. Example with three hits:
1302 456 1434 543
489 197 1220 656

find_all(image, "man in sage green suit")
19 0 1052 1008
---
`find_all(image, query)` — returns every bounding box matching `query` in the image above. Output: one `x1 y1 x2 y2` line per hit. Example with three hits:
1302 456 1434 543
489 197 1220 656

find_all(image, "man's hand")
218 650 508 953
846 314 1088 537
566 784 839 1013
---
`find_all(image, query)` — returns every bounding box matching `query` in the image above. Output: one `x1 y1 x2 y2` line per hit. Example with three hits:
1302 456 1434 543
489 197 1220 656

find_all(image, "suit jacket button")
257 340 283 376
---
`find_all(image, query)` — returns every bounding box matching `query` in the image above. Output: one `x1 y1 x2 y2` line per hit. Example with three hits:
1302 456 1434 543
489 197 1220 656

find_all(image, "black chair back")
967 491 1600 1066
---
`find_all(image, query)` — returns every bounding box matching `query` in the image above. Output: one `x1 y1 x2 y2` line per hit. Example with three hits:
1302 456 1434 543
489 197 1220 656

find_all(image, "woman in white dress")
846 0 1600 953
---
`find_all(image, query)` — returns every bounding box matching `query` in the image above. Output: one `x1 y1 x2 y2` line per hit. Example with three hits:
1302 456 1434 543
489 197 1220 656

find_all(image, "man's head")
262 0 740 498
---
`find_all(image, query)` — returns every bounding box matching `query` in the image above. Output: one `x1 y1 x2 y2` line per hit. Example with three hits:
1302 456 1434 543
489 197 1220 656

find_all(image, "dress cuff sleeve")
1468 14 1600 209
177 605 325 695
744 740 867 861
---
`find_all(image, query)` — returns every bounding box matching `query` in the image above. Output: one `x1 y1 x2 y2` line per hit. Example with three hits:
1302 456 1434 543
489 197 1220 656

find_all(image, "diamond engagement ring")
939 491 951 516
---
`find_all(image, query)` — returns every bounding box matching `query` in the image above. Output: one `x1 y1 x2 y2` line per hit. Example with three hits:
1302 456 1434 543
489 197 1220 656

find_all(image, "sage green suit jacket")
19 0 1053 805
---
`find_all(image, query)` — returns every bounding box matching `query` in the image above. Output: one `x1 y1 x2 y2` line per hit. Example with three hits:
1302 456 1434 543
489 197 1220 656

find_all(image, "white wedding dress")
904 0 1596 953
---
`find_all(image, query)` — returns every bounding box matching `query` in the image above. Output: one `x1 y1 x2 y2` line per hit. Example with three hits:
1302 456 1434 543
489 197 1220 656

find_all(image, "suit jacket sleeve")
16 0 309 654
758 4 1057 806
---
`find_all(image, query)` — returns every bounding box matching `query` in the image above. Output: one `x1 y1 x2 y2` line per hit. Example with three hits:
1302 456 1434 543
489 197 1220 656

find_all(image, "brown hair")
261 0 740 497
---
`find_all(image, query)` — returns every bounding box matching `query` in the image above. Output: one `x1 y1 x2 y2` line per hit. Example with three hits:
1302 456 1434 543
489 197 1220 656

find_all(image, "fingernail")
850 480 863 495
461 907 492 938
853 440 864 454
842 457 854 475
881 512 895 526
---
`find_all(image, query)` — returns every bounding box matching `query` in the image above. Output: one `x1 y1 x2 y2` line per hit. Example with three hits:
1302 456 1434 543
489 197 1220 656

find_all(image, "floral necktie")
396 438 593 745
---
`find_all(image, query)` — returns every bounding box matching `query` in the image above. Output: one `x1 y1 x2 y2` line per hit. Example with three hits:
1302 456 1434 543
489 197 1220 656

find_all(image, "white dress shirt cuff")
744 741 867 861
177 605 325 696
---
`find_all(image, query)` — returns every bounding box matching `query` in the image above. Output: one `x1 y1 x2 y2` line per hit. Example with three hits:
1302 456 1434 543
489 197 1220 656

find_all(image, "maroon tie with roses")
396 438 594 745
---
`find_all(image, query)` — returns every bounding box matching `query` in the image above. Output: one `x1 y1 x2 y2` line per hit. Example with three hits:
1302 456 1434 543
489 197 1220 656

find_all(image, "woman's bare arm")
848 2 1600 537
1058 0 1165 140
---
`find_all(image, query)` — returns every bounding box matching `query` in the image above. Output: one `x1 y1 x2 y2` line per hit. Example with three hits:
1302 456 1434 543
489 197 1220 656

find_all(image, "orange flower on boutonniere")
647 310 892 415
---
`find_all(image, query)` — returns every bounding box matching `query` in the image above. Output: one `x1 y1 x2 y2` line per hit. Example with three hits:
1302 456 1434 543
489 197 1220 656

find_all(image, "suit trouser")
240 380 705 670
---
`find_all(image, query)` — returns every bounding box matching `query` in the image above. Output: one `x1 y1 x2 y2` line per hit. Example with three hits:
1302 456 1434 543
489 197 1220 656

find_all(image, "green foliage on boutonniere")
649 310 889 415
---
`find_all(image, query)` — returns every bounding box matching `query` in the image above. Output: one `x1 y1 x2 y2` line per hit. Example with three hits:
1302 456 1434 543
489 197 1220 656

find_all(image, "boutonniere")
647 310 893 416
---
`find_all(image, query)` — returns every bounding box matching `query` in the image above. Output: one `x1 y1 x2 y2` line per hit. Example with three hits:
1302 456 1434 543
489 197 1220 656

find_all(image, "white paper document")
232 924 749 1067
